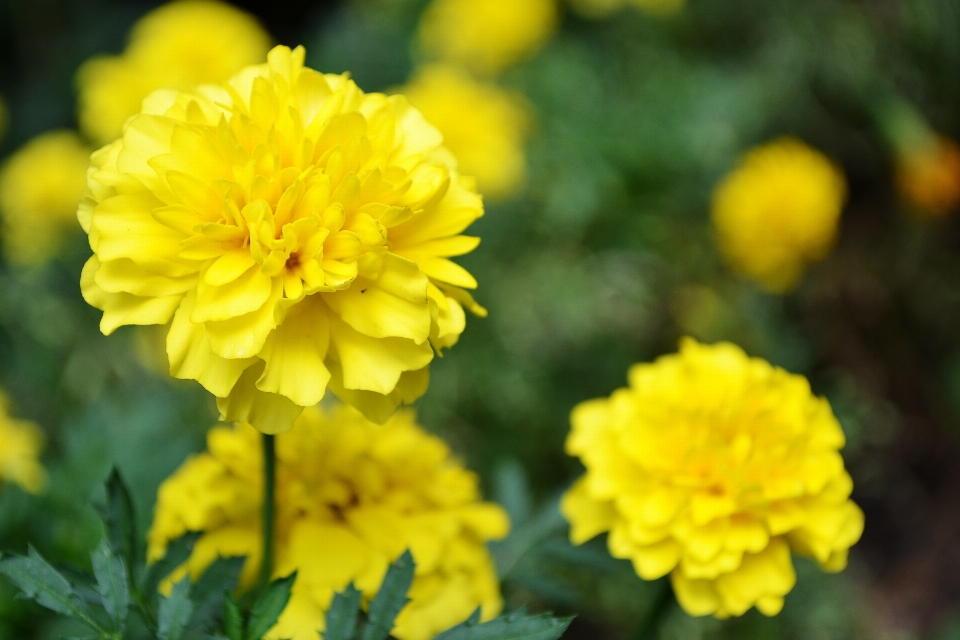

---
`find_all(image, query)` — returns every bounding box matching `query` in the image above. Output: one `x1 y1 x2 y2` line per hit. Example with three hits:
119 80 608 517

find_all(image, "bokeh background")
2 0 960 638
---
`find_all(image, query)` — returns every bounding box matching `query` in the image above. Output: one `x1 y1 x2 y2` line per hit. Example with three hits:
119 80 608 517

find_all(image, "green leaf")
158 577 194 640
223 592 244 640
361 550 415 640
189 555 246 628
91 538 129 630
101 468 142 587
323 583 362 640
0 548 104 633
244 572 297 640
432 610 574 640
141 531 201 597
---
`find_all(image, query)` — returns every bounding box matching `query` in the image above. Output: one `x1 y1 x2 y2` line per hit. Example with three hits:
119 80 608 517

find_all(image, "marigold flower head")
78 45 486 433
148 404 509 640
0 130 90 266
401 64 530 199
895 135 960 218
0 391 46 493
77 0 270 145
561 339 863 619
569 0 686 19
418 0 558 76
712 138 846 294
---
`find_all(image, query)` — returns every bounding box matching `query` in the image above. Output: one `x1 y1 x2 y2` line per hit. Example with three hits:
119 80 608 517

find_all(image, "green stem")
632 580 675 640
260 433 276 589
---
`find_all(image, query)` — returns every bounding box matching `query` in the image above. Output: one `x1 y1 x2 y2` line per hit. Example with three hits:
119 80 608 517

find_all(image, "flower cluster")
896 135 960 218
78 45 486 433
148 403 508 640
569 0 687 18
0 131 90 266
76 0 270 146
562 339 864 618
0 391 45 493
400 65 530 199
711 138 846 293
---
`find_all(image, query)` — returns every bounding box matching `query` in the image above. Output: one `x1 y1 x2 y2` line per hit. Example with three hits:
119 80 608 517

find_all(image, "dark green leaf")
189 555 246 628
91 538 129 630
0 548 103 633
361 550 414 640
323 583 362 640
432 611 573 640
141 531 201 597
244 572 297 640
158 577 194 640
223 592 244 640
101 468 142 586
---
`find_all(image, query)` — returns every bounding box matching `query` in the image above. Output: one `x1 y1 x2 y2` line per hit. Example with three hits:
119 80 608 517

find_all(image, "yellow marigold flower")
895 135 960 218
418 0 558 76
561 339 864 619
0 391 46 493
569 0 686 18
712 138 846 294
401 65 530 199
0 130 90 266
78 45 486 433
76 0 271 146
148 404 508 640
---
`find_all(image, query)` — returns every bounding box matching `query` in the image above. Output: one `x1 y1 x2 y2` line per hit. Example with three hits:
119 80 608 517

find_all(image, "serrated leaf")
92 538 129 629
158 577 194 640
223 592 244 640
189 555 246 629
141 531 201 597
0 548 103 632
435 608 482 636
323 583 362 640
245 572 297 640
361 550 415 640
101 468 142 586
432 611 574 640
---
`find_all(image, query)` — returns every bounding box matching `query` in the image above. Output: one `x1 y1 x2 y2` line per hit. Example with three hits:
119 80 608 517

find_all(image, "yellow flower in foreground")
149 404 508 640
895 135 960 218
77 0 270 145
0 391 46 493
79 45 486 433
418 0 557 76
562 339 863 618
712 138 846 293
569 0 686 18
401 65 530 199
0 131 90 266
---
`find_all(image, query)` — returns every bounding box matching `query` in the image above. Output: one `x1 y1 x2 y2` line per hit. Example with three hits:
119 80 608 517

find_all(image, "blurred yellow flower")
569 0 686 18
895 135 960 218
79 45 485 433
0 391 46 493
148 404 508 640
418 0 558 76
76 0 270 146
401 64 530 199
0 130 90 266
712 138 846 293
562 339 863 619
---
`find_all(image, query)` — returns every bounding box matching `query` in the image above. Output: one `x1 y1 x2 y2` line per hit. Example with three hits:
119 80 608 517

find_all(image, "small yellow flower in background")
0 391 46 493
78 45 486 433
562 339 863 619
149 404 508 640
569 0 686 19
401 64 530 199
712 138 846 294
895 135 960 218
0 130 90 266
76 0 270 146
418 0 558 76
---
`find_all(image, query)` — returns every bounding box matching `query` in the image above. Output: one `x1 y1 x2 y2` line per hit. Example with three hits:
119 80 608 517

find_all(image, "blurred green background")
3 0 960 637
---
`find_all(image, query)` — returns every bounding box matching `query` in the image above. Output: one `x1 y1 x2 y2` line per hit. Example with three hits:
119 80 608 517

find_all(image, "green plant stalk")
261 433 276 590
633 580 675 640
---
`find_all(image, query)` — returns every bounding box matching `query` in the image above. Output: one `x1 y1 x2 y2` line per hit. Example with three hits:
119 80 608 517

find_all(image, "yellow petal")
216 363 303 434
256 298 331 406
328 315 433 395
